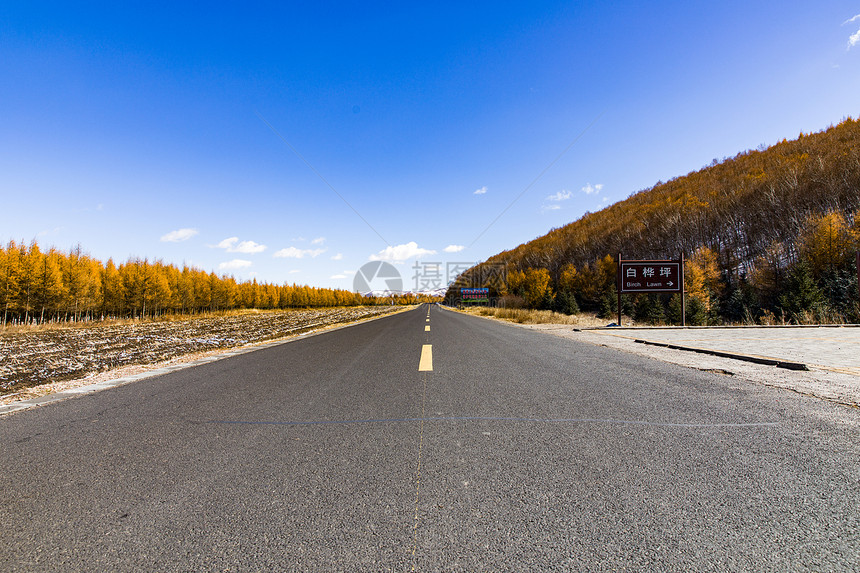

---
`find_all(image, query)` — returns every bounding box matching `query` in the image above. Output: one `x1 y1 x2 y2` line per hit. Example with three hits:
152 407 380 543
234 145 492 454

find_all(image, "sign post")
617 255 685 326
617 253 622 327
680 253 686 327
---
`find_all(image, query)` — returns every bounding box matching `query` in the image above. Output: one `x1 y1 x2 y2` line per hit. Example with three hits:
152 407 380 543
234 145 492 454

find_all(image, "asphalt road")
1 305 858 571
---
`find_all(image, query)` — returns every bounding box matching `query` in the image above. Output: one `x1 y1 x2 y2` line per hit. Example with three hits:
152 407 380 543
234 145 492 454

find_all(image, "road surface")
1 305 858 571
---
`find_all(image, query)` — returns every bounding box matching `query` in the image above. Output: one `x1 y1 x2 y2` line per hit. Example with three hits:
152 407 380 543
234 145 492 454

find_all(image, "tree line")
0 241 431 325
447 117 860 324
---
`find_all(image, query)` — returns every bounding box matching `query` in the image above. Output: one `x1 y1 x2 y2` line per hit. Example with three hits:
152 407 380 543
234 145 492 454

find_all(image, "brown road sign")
619 261 681 293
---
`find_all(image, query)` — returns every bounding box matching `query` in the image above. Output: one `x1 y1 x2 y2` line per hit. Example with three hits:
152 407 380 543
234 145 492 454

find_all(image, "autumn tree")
521 268 553 309
18 241 42 323
33 248 64 322
101 259 125 318
553 263 580 315
685 246 724 321
558 263 578 293
798 211 854 278
0 240 23 324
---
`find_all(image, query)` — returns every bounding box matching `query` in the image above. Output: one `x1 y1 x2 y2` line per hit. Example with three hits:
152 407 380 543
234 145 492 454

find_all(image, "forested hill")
449 117 860 323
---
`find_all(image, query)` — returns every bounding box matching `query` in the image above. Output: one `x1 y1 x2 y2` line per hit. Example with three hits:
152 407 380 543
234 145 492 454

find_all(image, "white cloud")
289 269 302 274
581 183 604 195
236 241 266 253
546 189 572 202
369 241 436 262
311 237 326 245
161 228 198 242
474 186 488 195
274 247 303 258
215 237 267 253
273 246 327 259
844 15 860 48
219 259 252 270
74 203 105 214
541 190 575 212
330 274 347 279
37 226 64 237
331 253 344 260
444 244 465 253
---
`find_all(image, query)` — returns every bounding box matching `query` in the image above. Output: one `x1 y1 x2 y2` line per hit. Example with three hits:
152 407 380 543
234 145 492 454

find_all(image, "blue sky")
3 1 860 293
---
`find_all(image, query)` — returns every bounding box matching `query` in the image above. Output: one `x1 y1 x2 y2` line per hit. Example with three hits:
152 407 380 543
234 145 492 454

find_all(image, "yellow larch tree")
685 246 724 314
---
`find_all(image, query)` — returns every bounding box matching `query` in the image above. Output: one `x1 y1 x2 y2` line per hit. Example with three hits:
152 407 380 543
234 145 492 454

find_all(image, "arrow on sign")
667 281 674 286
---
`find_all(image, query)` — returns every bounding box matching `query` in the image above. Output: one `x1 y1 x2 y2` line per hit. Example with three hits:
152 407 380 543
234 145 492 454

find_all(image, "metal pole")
680 253 686 327
617 253 622 327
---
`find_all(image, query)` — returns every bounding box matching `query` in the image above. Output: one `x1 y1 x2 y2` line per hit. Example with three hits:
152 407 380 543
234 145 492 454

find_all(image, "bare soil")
0 306 402 398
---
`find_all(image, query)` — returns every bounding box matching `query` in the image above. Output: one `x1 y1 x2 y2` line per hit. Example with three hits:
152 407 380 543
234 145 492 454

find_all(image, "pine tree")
778 260 824 322
685 296 709 325
633 294 665 324
598 285 616 320
552 290 579 315
667 294 683 325
719 275 757 324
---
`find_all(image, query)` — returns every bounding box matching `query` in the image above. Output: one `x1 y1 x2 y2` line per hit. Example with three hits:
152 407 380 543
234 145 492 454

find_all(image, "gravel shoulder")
465 314 860 408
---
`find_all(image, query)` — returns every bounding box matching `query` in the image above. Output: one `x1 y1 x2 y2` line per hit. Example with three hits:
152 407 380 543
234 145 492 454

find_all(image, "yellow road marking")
418 344 433 371
425 325 430 332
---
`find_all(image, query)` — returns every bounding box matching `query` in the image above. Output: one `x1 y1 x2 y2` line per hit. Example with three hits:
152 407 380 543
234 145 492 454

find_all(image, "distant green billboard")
461 288 489 301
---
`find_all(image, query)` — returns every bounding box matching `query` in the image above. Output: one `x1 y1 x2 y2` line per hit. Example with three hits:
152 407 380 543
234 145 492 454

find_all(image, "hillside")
448 118 860 324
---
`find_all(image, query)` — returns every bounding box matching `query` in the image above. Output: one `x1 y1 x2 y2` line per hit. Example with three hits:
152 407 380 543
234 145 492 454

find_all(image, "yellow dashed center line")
425 325 430 332
418 344 433 371
412 335 432 568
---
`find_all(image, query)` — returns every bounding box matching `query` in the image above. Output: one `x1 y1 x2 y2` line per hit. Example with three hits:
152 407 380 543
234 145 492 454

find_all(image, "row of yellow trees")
0 241 427 325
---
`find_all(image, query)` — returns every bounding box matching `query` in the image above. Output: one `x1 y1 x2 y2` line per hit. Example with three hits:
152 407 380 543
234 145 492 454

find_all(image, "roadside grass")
464 306 859 327
464 306 610 327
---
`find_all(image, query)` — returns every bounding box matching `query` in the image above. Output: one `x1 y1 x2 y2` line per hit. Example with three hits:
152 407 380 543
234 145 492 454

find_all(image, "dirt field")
0 306 402 397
